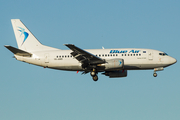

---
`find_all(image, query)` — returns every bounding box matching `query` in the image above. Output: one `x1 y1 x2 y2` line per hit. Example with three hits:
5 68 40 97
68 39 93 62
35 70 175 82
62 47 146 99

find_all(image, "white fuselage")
15 48 176 72
6 19 177 80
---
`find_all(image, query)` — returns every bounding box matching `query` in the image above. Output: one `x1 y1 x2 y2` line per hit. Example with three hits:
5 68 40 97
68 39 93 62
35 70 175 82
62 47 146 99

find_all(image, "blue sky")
0 0 179 120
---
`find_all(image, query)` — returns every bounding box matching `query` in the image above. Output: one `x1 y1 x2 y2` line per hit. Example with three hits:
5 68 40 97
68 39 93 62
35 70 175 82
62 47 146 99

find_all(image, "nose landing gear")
153 67 164 77
153 72 157 77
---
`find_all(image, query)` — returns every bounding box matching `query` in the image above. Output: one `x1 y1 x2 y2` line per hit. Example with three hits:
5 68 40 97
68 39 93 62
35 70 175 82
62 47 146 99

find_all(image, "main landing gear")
92 75 98 81
90 69 98 81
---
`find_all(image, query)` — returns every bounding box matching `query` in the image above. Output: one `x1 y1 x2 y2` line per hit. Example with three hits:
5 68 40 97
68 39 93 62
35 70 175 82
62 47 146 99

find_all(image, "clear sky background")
0 0 179 120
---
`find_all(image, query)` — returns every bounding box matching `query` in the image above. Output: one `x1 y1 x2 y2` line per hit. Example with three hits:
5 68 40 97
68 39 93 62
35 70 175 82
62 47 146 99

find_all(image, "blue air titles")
110 50 140 54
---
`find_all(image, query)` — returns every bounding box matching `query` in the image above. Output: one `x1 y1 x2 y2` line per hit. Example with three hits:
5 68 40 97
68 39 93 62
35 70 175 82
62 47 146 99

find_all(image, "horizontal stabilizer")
4 45 32 57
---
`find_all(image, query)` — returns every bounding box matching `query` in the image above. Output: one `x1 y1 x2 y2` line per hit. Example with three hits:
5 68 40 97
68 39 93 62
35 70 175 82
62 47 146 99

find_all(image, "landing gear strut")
153 67 164 77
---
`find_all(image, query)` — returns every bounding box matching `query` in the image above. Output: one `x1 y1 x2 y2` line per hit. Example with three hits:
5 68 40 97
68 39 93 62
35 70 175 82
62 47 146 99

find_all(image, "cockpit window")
159 53 168 56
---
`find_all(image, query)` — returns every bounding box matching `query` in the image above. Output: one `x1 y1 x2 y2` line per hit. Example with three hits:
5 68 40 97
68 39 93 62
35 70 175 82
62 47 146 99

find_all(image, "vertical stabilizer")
11 19 58 52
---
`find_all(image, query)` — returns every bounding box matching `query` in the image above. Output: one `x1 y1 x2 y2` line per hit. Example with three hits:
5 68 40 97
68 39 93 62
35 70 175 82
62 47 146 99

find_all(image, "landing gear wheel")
93 75 98 81
90 71 96 77
153 73 157 77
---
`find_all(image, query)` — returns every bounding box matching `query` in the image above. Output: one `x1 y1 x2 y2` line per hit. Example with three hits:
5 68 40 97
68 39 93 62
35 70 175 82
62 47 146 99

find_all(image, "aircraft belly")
16 55 42 66
55 66 83 71
49 59 83 71
124 63 171 70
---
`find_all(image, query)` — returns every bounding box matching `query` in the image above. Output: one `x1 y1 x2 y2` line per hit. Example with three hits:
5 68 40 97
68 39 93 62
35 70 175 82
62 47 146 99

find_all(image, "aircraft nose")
170 57 177 64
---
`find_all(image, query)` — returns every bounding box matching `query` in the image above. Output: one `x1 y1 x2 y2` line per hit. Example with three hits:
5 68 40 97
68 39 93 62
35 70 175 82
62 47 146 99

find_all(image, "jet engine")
102 70 127 78
104 59 124 70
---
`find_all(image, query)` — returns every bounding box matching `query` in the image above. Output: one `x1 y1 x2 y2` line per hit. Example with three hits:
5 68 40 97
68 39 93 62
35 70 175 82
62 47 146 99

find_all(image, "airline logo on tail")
18 27 29 46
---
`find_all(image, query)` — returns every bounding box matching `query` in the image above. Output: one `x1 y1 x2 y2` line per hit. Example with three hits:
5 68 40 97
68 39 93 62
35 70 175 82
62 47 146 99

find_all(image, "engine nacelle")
103 70 127 78
104 59 124 70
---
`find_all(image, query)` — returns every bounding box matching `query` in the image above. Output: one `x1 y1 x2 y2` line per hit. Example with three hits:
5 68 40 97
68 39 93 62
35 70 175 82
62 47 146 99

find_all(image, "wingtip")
11 19 20 21
64 44 74 46
4 45 10 48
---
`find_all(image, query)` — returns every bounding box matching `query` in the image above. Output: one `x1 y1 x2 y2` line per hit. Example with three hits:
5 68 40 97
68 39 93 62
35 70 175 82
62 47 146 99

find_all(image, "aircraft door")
148 51 153 60
44 53 49 63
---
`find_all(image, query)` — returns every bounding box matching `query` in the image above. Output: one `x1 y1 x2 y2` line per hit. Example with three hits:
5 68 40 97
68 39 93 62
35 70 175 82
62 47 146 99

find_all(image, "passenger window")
122 54 123 56
139 54 141 56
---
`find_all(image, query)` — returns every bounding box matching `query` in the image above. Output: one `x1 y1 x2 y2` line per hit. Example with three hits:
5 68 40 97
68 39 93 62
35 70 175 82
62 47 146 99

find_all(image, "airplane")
5 19 177 81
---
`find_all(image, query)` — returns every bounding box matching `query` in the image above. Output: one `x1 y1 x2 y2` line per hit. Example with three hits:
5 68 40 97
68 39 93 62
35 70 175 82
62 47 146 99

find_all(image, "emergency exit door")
44 54 49 63
148 51 153 60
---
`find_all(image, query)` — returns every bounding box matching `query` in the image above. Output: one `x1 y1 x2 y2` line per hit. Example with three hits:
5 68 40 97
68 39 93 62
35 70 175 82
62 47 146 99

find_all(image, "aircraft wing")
64 44 105 64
